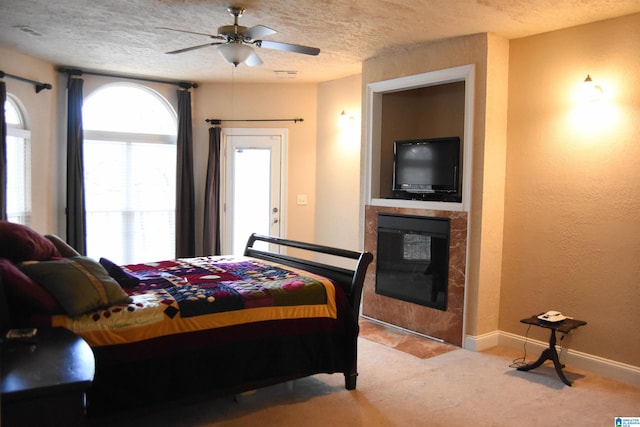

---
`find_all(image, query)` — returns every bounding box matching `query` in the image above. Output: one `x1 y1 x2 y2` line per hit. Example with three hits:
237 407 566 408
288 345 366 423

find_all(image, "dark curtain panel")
203 126 222 255
0 81 6 221
175 89 195 257
66 76 87 254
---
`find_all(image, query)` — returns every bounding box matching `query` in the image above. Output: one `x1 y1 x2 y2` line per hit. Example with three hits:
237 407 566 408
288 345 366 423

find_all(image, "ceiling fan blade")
243 25 277 40
156 26 225 40
245 51 263 67
256 40 320 56
166 42 224 55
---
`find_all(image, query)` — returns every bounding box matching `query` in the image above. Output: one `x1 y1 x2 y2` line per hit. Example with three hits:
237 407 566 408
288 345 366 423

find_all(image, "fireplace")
376 213 450 311
363 206 467 345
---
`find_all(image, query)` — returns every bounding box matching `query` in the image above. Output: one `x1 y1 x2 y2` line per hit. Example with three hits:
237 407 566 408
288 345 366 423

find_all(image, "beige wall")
502 13 640 365
191 82 319 251
315 74 363 252
474 34 509 337
0 50 320 254
1 45 59 233
362 33 510 339
378 82 466 199
4 12 639 368
361 15 639 367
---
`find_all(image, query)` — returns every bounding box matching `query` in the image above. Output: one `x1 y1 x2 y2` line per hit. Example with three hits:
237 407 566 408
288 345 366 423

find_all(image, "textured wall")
1 47 321 254
378 82 466 200
0 46 59 233
361 33 510 341
193 82 319 251
502 13 640 365
315 74 363 254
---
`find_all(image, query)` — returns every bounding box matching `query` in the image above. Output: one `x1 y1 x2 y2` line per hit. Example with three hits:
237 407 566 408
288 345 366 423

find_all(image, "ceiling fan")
158 6 320 67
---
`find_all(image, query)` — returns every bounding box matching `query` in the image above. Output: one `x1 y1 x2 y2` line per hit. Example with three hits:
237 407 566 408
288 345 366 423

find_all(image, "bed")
0 221 373 417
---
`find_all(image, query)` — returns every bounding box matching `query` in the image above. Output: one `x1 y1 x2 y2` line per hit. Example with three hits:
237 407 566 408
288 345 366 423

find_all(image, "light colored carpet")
106 336 640 427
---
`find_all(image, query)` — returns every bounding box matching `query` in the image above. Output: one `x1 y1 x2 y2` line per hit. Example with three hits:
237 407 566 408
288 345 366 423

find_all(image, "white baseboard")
464 330 640 387
463 330 500 351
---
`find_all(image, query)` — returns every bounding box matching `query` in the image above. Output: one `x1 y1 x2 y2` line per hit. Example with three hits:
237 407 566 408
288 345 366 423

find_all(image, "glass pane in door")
232 147 271 255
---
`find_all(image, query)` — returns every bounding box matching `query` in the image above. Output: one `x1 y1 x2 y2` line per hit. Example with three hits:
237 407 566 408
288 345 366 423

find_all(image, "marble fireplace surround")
362 205 467 346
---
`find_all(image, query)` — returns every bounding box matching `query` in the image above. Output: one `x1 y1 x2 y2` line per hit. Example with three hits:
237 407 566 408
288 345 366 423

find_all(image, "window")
4 95 31 225
83 83 177 264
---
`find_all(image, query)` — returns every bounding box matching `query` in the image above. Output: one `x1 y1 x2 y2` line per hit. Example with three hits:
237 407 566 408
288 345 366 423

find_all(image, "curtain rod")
0 70 52 93
206 118 304 125
56 67 198 89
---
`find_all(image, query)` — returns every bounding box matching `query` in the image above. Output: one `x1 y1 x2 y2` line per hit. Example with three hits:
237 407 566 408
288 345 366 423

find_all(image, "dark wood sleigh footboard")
244 233 374 389
84 234 372 417
244 234 373 326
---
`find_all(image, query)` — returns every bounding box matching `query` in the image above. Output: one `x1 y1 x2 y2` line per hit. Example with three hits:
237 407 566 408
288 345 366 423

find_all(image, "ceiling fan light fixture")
218 42 254 67
160 6 319 66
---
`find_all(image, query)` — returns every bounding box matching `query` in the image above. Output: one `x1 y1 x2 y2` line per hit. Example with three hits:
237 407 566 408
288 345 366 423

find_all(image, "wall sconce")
583 74 603 102
339 110 355 128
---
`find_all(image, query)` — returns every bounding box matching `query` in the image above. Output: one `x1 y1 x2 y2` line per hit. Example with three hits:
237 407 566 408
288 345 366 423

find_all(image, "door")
222 128 287 255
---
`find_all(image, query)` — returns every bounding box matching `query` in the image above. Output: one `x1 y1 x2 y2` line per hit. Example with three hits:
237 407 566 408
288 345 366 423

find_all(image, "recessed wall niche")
379 82 465 200
361 65 474 345
364 65 475 212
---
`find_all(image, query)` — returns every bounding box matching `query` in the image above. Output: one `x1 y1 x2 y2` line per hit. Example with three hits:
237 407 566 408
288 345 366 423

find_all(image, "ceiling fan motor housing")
228 6 245 17
218 25 248 40
161 5 319 64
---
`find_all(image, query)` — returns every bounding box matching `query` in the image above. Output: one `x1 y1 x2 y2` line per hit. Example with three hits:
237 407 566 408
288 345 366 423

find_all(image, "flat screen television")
392 137 461 201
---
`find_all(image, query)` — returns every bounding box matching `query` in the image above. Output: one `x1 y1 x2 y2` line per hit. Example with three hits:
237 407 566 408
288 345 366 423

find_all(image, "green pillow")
21 256 132 316
44 234 82 258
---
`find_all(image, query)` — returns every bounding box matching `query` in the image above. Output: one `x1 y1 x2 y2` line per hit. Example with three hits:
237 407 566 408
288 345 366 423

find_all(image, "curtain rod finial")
35 83 53 93
179 82 198 89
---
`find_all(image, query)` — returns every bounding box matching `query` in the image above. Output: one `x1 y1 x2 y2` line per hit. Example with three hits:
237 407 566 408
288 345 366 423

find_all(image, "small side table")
517 315 587 386
1 327 95 426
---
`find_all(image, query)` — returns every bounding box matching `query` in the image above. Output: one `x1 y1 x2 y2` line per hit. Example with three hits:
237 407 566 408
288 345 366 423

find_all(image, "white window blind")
4 95 31 225
82 83 177 264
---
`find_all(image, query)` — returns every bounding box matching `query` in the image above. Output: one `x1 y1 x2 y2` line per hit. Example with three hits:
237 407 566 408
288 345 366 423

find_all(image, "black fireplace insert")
375 213 450 311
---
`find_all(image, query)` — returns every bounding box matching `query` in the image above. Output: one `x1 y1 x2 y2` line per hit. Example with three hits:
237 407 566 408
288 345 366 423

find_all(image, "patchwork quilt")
51 256 338 347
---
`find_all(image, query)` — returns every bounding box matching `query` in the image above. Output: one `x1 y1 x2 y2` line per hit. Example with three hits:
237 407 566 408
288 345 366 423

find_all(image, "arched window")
4 95 31 225
83 83 177 264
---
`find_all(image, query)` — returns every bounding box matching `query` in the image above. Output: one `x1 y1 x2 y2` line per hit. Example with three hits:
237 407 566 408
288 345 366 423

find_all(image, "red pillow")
0 258 63 314
0 221 61 262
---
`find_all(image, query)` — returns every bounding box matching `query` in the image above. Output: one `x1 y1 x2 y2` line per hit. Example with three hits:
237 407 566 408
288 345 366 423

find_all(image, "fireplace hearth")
375 213 450 311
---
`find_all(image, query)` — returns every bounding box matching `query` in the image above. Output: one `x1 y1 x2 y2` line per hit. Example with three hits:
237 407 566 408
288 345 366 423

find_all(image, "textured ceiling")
1 0 639 84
